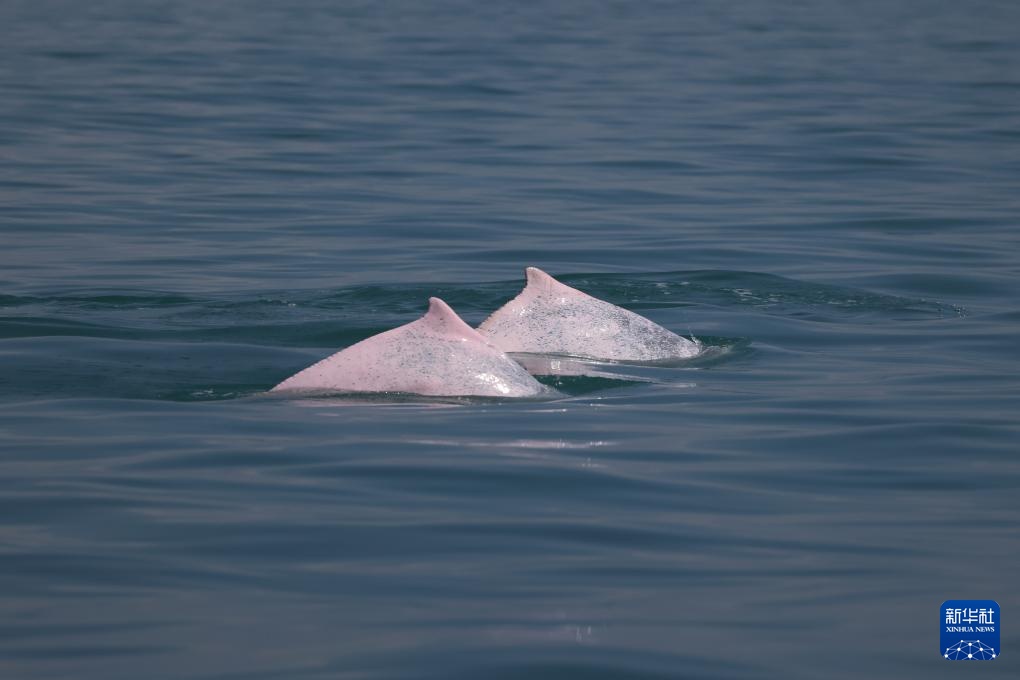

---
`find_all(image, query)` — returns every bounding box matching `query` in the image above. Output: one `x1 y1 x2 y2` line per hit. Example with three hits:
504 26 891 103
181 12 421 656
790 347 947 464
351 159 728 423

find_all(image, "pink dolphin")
272 297 546 397
478 267 701 362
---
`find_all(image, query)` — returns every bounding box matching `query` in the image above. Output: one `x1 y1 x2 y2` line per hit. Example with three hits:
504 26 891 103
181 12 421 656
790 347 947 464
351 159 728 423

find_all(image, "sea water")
1 1 1018 678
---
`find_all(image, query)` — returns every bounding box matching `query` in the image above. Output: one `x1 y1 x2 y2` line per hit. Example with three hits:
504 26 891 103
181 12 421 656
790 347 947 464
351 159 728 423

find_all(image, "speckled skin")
478 268 702 361
272 298 546 397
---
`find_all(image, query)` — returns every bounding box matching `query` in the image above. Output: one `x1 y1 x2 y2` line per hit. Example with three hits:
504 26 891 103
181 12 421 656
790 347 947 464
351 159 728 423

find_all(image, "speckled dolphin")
478 267 701 361
272 297 546 397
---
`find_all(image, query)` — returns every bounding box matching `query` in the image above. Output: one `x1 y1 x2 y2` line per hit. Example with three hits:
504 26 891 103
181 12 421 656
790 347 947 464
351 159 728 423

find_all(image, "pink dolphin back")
272 297 546 397
478 267 701 362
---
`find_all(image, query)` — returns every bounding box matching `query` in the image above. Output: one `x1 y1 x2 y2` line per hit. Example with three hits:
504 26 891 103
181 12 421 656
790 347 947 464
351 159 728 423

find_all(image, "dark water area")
2 1 1019 678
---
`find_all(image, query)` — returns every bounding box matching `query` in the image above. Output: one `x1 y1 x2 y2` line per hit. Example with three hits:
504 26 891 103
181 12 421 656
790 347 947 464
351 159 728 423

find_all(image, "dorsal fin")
524 267 591 300
271 295 545 396
422 297 492 343
478 268 702 361
525 266 561 292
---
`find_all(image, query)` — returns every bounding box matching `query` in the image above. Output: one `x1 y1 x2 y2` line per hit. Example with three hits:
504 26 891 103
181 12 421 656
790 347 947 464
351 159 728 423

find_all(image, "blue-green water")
2 1 1019 678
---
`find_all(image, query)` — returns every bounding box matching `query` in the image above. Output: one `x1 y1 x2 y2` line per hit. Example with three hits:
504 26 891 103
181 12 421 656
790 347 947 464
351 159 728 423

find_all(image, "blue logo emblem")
941 600 999 660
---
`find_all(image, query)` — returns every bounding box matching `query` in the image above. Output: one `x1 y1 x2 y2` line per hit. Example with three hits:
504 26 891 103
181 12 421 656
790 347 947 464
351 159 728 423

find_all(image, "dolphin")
478 267 701 362
272 297 547 397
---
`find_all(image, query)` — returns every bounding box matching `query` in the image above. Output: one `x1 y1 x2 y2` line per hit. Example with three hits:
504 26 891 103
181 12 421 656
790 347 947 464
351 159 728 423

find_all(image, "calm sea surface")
2 1 1019 678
